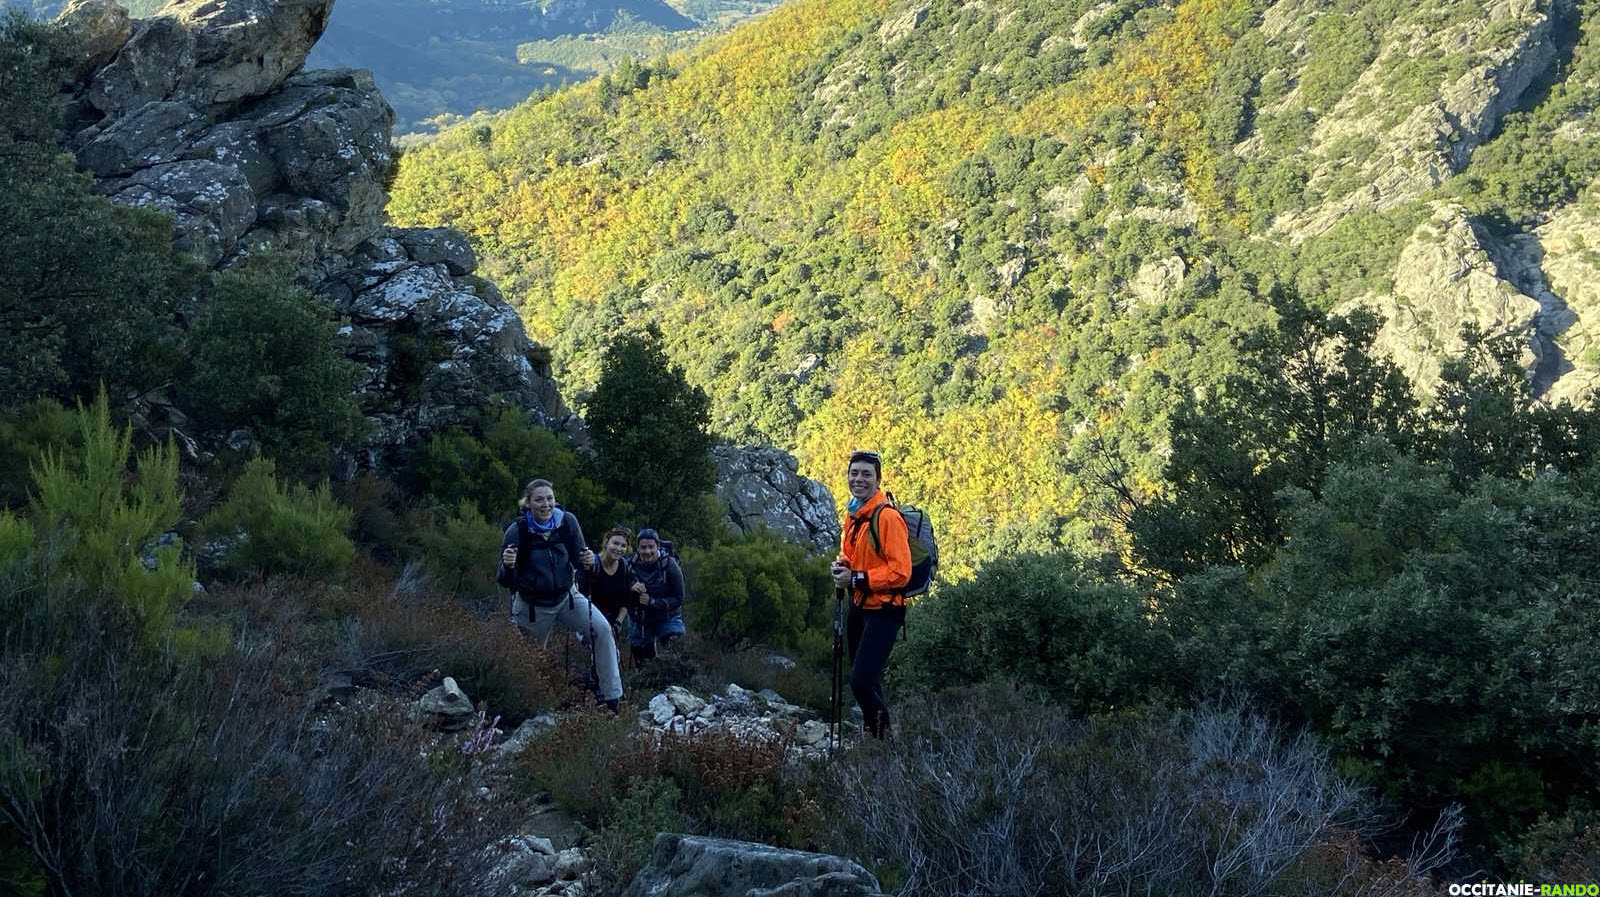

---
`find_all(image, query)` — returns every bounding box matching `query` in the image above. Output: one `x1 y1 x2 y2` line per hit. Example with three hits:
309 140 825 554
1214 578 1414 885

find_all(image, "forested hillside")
391 0 1600 578
0 0 788 135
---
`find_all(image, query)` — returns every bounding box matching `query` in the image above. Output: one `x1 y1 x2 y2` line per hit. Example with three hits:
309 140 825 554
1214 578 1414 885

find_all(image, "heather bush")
0 582 512 897
519 708 638 824
344 581 575 722
202 458 355 580
822 686 1456 897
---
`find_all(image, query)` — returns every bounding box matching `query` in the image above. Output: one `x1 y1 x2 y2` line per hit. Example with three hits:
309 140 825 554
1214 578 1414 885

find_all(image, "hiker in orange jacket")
831 449 911 739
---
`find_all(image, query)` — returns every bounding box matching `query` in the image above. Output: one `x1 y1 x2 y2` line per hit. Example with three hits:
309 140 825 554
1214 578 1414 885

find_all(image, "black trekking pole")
830 586 845 755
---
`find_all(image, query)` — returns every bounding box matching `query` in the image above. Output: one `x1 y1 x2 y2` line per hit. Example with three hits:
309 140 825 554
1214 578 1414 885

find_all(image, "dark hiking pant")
847 604 905 738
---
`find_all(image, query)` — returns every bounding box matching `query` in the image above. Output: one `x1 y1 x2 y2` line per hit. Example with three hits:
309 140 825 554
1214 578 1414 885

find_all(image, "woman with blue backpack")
628 527 686 662
497 478 623 712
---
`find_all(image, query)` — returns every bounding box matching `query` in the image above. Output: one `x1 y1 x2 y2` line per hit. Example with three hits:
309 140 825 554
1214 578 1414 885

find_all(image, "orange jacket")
840 490 912 609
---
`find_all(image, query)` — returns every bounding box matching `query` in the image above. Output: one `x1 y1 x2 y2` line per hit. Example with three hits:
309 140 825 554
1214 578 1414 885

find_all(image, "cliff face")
55 0 579 469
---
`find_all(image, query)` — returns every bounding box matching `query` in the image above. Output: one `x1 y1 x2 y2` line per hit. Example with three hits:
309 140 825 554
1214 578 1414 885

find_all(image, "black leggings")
847 604 905 738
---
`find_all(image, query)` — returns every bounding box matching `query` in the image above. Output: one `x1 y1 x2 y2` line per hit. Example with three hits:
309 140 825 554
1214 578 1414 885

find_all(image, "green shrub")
587 777 689 895
0 512 31 579
520 709 638 824
28 391 192 644
418 500 503 596
683 529 832 652
893 551 1172 714
0 398 74 510
0 14 200 408
179 260 363 474
202 458 355 580
415 407 629 528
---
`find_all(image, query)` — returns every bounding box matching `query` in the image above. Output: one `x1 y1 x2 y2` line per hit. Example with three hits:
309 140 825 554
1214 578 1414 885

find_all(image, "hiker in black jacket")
497 478 623 711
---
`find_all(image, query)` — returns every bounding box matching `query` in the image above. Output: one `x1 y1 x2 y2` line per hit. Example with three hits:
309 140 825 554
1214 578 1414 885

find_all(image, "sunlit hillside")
392 0 1600 577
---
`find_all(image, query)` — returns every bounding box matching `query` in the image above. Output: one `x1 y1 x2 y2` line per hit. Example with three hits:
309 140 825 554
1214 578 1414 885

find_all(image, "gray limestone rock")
87 0 334 116
394 226 477 275
102 158 257 266
54 0 572 471
1357 203 1541 394
713 446 839 554
418 676 475 731
483 834 559 891
55 0 133 82
623 835 880 897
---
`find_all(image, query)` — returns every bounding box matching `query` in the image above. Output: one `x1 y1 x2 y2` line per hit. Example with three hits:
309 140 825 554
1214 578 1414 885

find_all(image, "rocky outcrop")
56 0 577 466
1357 204 1541 394
624 835 881 897
1267 0 1563 242
1487 180 1600 404
80 0 334 117
638 683 844 761
712 447 839 554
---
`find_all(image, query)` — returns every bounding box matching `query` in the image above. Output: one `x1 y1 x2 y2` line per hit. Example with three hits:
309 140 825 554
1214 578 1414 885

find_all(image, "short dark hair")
848 450 881 478
637 527 660 544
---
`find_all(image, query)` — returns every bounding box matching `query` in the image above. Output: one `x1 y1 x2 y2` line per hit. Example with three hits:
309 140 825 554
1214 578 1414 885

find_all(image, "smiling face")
527 484 557 521
846 461 880 502
637 538 661 562
605 534 629 560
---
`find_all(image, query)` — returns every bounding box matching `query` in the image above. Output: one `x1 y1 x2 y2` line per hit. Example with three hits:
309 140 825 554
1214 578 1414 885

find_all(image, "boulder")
623 834 881 897
86 0 334 117
713 447 840 554
394 226 477 275
55 0 133 82
418 676 475 731
483 834 559 891
491 713 558 761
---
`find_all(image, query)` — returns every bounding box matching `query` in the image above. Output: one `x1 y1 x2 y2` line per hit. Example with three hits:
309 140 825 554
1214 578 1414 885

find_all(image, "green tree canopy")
584 324 717 541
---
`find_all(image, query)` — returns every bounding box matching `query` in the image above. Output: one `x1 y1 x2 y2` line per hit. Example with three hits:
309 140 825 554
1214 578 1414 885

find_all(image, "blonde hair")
517 478 555 511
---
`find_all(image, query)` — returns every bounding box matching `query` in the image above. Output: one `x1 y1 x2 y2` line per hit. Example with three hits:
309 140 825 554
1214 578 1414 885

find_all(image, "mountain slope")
391 0 1600 576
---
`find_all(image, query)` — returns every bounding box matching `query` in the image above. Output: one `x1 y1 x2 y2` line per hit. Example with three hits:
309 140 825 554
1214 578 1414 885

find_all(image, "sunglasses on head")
849 450 881 464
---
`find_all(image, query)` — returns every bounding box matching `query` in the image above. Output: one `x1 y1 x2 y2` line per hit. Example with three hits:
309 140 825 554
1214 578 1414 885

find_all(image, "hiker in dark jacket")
627 528 686 662
497 478 623 711
582 527 647 628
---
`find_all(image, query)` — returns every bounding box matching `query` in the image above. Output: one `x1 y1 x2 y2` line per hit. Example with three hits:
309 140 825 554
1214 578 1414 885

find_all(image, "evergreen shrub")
202 458 355 580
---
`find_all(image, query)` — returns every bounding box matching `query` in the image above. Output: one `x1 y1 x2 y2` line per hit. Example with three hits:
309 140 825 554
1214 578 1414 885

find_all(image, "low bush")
586 777 689 896
24 390 193 645
202 458 355 580
415 407 629 529
519 708 638 824
343 579 575 722
0 573 513 896
418 500 504 597
683 529 833 653
821 686 1456 897
892 551 1173 713
179 259 363 475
